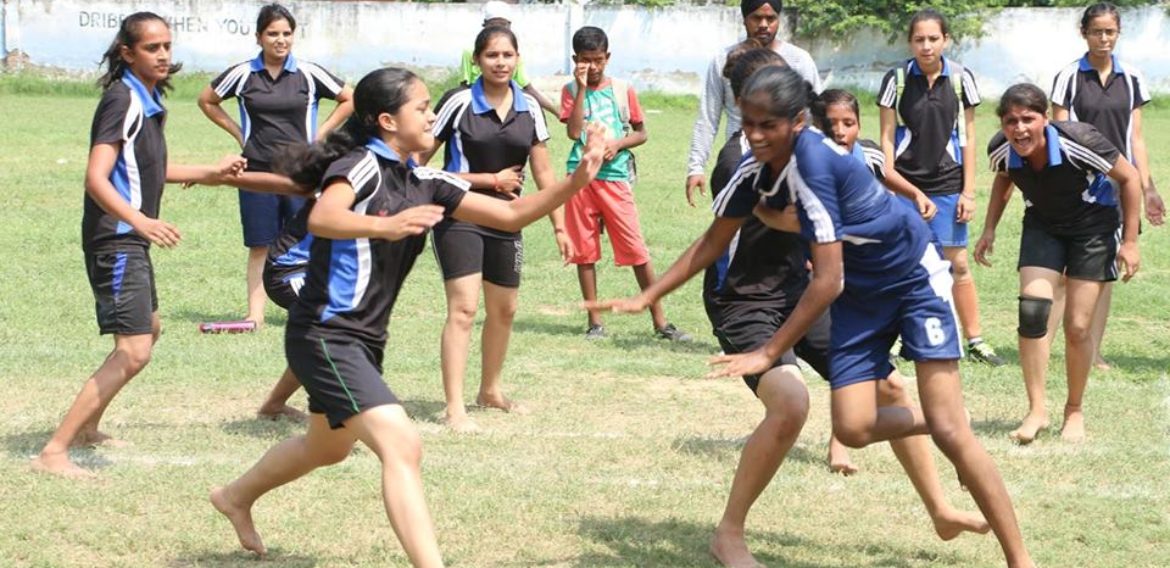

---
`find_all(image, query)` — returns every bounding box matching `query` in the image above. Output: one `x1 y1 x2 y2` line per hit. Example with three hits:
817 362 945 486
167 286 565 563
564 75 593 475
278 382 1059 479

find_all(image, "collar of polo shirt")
908 56 955 77
365 137 417 168
1008 124 1063 169
250 52 300 74
120 71 164 117
1078 53 1124 75
469 77 528 115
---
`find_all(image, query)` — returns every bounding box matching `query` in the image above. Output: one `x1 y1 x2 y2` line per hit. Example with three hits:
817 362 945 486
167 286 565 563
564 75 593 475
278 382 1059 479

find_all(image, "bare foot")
931 508 990 541
210 486 266 558
31 452 96 479
827 440 859 476
1092 356 1111 371
70 430 130 449
1060 405 1085 443
474 394 529 415
442 412 481 434
710 526 765 568
1009 413 1049 445
257 404 308 423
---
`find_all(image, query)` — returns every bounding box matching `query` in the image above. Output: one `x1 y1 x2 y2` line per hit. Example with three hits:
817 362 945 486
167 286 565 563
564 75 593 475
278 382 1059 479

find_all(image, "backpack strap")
950 61 967 147
610 78 631 134
894 66 906 128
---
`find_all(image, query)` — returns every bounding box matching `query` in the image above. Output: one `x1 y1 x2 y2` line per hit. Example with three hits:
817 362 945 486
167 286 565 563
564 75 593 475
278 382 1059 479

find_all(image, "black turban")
740 0 782 18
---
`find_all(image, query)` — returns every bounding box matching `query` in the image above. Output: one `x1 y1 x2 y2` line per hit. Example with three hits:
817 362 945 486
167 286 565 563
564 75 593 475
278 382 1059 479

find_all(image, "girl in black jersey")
878 9 1004 366
32 13 246 478
976 84 1141 444
1047 2 1165 370
420 26 570 432
198 3 354 326
210 67 606 566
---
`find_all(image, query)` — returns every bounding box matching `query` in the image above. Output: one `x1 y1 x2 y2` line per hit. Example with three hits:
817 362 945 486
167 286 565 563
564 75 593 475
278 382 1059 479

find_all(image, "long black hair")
996 83 1048 118
907 8 951 40
257 3 297 34
1080 2 1121 34
279 67 420 188
739 65 815 122
97 12 182 92
810 89 860 133
723 39 787 100
474 25 518 59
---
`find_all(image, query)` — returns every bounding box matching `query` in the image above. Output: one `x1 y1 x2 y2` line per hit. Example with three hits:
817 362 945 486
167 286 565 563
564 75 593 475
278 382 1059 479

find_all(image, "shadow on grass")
2 430 114 470
671 435 817 466
610 335 719 355
402 399 448 424
1095 353 1170 377
970 418 1021 439
166 308 289 328
220 417 303 440
512 318 591 338
170 549 316 567
573 514 959 567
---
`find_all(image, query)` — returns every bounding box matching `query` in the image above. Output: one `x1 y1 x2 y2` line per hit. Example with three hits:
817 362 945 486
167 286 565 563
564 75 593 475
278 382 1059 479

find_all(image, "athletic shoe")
585 324 606 340
654 323 692 342
967 342 1005 367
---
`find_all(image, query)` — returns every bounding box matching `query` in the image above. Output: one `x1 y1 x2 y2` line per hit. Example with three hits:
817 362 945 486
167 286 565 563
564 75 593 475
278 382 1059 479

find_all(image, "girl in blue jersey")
32 13 247 478
210 67 607 566
593 67 1032 567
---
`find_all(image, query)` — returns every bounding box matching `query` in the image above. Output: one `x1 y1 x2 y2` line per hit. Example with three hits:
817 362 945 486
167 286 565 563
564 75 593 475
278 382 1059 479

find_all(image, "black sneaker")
585 324 606 340
967 342 1005 367
654 323 692 342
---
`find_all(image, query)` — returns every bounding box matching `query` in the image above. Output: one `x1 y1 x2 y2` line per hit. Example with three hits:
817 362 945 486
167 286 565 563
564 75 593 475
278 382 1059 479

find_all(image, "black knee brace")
1018 296 1052 339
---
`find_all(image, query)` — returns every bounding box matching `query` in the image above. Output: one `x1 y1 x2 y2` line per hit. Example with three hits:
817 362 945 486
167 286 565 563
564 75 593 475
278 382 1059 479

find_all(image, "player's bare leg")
711 366 809 568
257 367 307 422
212 413 357 558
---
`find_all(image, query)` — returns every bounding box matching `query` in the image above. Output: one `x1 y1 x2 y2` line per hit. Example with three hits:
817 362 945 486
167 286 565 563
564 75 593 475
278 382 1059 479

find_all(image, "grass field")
1 72 1168 567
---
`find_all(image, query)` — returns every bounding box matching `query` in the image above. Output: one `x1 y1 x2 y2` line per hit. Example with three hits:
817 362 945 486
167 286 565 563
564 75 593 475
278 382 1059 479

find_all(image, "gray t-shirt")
686 41 821 177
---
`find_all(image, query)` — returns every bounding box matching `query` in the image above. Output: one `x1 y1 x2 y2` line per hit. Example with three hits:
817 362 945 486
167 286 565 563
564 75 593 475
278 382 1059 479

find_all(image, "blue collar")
1008 124 1063 169
249 52 299 74
469 77 529 115
908 56 953 77
1078 53 1124 74
120 71 164 117
365 137 417 168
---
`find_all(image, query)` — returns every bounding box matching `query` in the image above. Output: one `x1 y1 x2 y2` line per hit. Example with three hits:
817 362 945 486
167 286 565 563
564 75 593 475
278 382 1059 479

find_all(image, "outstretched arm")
452 123 606 233
588 216 743 313
973 173 1014 267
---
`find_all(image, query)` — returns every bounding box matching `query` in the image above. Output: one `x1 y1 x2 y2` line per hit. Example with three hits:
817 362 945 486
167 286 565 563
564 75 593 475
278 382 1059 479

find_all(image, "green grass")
1 74 1168 567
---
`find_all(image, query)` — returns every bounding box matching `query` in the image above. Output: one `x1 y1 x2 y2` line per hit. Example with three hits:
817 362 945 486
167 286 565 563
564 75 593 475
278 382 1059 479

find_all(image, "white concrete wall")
3 1 1170 96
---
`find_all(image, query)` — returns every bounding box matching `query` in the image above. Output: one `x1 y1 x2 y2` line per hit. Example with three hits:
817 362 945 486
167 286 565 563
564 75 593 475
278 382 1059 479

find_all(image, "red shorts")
564 179 650 266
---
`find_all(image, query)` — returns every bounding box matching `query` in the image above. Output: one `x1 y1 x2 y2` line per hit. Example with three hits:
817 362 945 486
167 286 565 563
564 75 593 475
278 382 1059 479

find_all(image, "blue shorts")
828 244 963 389
926 194 968 248
239 161 305 247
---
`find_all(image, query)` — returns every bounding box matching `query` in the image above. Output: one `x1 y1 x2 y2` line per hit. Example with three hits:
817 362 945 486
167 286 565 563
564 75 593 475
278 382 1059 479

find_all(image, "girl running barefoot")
976 84 1142 444
420 26 570 432
210 67 607 566
32 12 246 478
598 66 990 568
1046 1 1165 371
592 67 1029 567
878 9 1004 366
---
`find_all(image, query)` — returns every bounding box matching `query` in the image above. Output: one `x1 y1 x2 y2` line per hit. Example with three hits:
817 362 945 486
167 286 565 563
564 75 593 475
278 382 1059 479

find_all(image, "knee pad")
1018 296 1053 339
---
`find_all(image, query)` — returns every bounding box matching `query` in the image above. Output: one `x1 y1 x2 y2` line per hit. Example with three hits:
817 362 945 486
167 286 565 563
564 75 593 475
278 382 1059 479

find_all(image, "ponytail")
97 12 182 92
278 67 420 188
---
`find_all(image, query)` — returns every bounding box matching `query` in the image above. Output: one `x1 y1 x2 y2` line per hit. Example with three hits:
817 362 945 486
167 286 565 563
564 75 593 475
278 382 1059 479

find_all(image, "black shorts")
85 247 158 335
432 227 523 288
285 328 399 429
1018 225 1118 282
708 302 831 395
263 262 306 311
